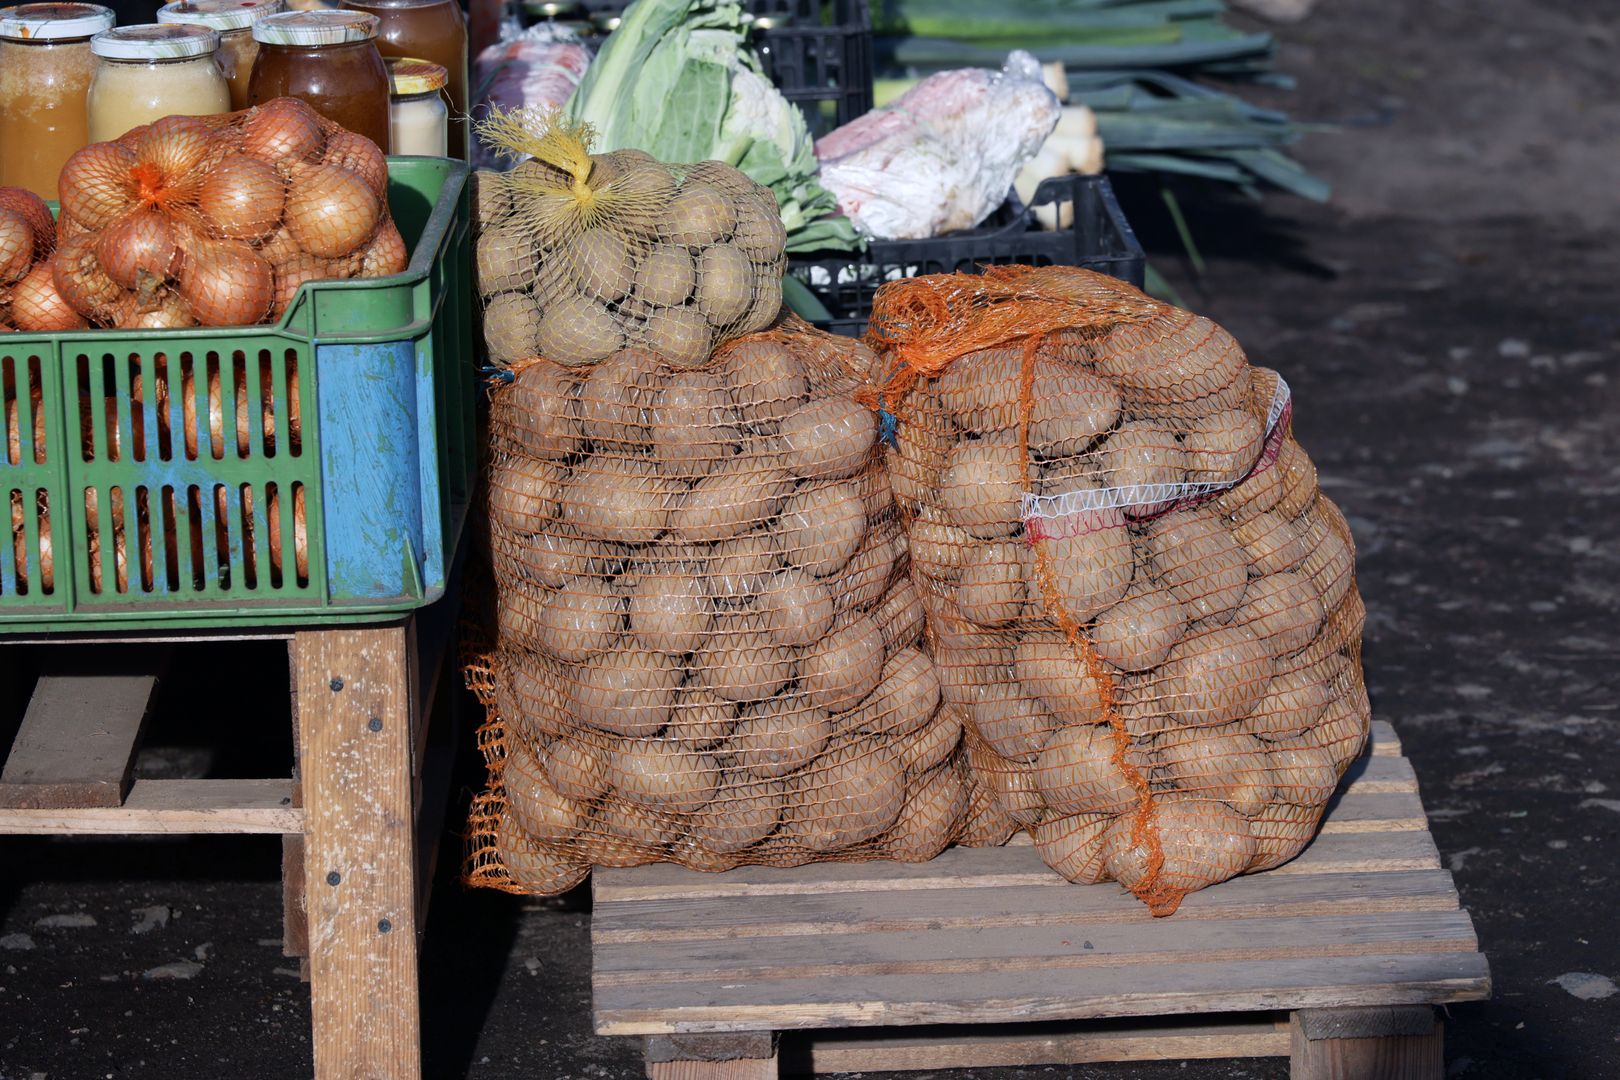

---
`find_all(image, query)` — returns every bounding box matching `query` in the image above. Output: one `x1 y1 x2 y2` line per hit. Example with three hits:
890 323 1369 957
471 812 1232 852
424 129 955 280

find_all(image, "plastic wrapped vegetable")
471 24 591 171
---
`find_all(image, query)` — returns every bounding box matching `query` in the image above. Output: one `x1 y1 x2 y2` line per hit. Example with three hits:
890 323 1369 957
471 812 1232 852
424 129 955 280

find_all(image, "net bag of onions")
471 110 786 371
50 97 406 330
867 266 1369 917
463 316 995 895
0 187 65 331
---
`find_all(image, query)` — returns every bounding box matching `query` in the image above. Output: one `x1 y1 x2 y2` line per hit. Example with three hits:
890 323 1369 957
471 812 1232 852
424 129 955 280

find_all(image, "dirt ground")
3 1 1618 1077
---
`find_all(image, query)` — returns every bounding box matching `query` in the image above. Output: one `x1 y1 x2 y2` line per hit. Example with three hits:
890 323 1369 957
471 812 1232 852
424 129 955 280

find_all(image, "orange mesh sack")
463 315 980 894
471 110 786 370
0 186 63 331
48 97 405 330
867 266 1370 916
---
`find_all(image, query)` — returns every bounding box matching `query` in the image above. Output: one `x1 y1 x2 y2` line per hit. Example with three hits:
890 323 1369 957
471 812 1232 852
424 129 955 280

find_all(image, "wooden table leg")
1289 1006 1442 1080
645 1035 780 1080
295 622 422 1080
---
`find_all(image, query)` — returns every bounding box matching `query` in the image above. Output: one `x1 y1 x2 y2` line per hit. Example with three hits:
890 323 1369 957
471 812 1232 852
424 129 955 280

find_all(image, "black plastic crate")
567 0 872 138
789 173 1147 338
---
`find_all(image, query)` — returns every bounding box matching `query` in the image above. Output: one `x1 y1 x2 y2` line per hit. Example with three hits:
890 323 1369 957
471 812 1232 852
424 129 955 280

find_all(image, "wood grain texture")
646 1057 778 1080
295 623 422 1080
0 778 300 833
0 647 166 809
1290 1011 1444 1080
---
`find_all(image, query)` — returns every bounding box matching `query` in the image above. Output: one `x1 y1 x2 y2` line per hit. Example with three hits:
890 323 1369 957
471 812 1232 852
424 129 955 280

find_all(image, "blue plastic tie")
879 408 898 447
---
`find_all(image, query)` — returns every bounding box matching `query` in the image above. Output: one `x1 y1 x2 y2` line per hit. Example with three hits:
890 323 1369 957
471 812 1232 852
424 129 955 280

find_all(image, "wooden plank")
1316 791 1428 833
594 870 1462 945
1290 1009 1443 1080
593 910 1480 987
646 1057 778 1080
295 623 422 1080
0 778 301 833
595 951 1491 1035
0 646 167 808
283 835 309 958
1369 720 1399 756
802 1018 1290 1072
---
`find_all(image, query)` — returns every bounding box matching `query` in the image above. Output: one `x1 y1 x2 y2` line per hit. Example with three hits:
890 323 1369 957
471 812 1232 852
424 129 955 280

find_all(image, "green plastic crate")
0 157 474 632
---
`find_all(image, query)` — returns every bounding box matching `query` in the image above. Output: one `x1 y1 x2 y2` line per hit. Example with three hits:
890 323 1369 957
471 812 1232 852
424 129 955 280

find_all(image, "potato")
964 680 1055 763
1181 408 1264 484
1247 801 1318 872
1156 726 1274 817
482 292 543 365
541 735 610 802
503 740 589 843
969 738 1044 827
844 646 941 738
895 706 963 775
1231 511 1310 576
1032 813 1112 884
774 480 865 577
608 741 720 812
1158 626 1274 728
697 243 755 326
489 457 565 535
932 348 1020 433
642 305 714 370
1242 662 1335 741
475 223 533 295
1274 437 1320 520
667 684 738 748
1211 437 1290 524
669 454 795 543
650 371 740 477
728 697 832 778
627 571 712 655
906 512 973 582
720 339 808 428
494 365 581 461
1267 743 1339 806
937 438 1024 539
1031 371 1121 457
1235 571 1326 656
1090 587 1187 673
956 541 1028 626
590 797 679 864
633 243 696 307
565 648 681 736
1015 632 1107 726
753 568 835 648
776 397 878 481
703 531 777 602
496 658 568 742
780 736 905 851
537 292 624 367
567 227 634 302
1307 680 1370 771
494 526 624 590
560 455 672 544
694 612 796 702
832 529 903 616
1144 509 1248 623
873 576 926 654
884 764 968 861
1093 311 1247 414
659 184 736 247
533 576 624 662
957 775 1019 847
495 582 546 652
470 171 512 229
798 612 885 713
1298 502 1355 614
1298 589 1365 667
688 773 785 852
1101 795 1256 902
578 347 661 447
888 409 950 509
740 275 783 335
935 648 1007 710
1033 503 1133 623
731 197 788 262
493 816 590 894
1033 723 1138 815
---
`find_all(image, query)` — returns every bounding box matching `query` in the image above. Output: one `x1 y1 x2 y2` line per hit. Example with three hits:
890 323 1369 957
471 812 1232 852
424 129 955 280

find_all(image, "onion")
241 97 326 170
197 154 285 243
115 289 195 329
0 210 33 285
95 209 181 291
353 219 406 278
0 188 55 258
52 229 125 323
322 131 388 199
270 252 340 317
11 258 87 331
179 240 273 327
283 164 381 259
59 142 137 230
134 115 222 192
256 223 303 269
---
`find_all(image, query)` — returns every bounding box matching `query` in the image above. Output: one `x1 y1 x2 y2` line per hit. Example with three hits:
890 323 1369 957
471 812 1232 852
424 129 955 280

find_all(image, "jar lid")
387 56 446 96
253 9 376 45
0 2 114 40
157 0 285 33
91 22 220 58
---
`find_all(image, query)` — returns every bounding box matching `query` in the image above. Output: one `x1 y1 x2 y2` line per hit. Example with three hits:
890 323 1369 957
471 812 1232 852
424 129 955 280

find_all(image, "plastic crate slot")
183 484 206 591
203 353 224 462
239 483 260 590
291 481 308 588
152 352 175 461
256 350 277 460
266 481 284 590
4 488 19 595
285 349 303 458
108 484 128 594
159 484 180 592
179 352 198 461
211 482 232 590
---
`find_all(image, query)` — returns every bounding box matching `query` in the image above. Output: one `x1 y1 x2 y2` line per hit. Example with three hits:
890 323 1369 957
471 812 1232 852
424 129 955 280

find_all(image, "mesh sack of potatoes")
866 265 1369 916
471 110 786 371
461 315 984 894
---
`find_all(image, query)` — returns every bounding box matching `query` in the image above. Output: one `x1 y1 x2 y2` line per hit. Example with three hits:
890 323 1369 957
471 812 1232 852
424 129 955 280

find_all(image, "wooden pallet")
0 601 462 1080
592 721 1491 1079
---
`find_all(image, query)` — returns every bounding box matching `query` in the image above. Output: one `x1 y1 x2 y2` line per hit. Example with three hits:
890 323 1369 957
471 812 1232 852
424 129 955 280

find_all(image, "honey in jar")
342 0 466 157
249 9 390 149
0 2 116 199
157 0 288 110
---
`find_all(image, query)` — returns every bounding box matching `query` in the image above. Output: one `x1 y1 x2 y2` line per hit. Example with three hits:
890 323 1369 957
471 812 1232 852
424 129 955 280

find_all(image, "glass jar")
249 10 389 149
157 0 287 110
341 0 465 157
87 24 234 143
386 57 446 156
0 3 115 199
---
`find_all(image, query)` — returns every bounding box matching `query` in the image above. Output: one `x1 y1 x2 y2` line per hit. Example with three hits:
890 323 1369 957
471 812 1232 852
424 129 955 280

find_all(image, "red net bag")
0 186 65 331
866 266 1369 916
463 315 987 894
47 97 405 330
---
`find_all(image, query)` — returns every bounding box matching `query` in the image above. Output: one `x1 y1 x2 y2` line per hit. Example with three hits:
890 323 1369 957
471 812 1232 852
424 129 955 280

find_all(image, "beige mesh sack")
464 315 987 894
471 111 786 370
866 265 1370 916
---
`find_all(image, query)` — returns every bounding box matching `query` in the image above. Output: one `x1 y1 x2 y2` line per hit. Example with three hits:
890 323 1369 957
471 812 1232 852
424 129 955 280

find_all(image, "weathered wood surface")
0 778 300 833
1290 1007 1444 1080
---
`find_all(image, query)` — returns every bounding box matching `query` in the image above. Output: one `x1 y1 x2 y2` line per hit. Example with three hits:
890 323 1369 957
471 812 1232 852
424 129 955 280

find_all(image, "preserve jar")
157 0 287 109
386 57 446 156
0 2 115 199
87 24 233 143
342 0 465 157
249 10 389 148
